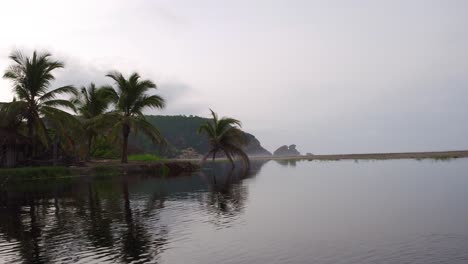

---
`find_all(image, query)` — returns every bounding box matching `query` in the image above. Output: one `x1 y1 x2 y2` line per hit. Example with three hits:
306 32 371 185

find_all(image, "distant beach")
176 150 468 162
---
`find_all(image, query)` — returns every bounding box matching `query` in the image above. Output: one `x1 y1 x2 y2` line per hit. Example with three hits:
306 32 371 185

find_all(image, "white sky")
1 0 467 154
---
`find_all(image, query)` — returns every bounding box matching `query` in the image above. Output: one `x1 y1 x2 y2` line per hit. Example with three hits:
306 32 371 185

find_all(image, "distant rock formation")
177 148 202 159
273 144 300 157
243 133 272 156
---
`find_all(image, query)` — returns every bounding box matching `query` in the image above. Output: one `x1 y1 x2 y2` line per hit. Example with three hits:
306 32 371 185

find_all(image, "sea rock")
273 144 301 156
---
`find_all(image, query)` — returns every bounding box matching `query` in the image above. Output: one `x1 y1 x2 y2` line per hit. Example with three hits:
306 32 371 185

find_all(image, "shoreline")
175 150 468 162
2 150 467 177
0 161 200 178
254 150 468 161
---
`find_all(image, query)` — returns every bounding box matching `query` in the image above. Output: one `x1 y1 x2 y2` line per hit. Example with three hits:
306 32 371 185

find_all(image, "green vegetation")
131 115 211 156
128 154 164 162
90 165 120 176
0 166 73 178
0 50 169 167
198 109 250 168
73 83 117 161
130 115 270 157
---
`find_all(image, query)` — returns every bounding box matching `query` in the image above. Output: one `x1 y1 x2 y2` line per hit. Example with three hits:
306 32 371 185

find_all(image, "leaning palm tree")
2 50 77 155
73 83 117 161
198 109 250 169
105 71 165 163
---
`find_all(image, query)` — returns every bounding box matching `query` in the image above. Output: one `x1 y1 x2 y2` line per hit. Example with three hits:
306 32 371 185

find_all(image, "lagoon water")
1 159 468 263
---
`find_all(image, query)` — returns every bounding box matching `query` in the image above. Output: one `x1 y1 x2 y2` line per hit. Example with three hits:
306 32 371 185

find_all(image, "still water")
1 159 468 263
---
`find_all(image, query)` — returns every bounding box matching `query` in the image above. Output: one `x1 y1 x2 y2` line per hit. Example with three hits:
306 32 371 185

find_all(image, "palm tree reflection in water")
0 160 268 263
198 161 265 228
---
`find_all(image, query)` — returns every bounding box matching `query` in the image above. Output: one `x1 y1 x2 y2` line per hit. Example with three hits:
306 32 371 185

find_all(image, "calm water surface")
1 159 468 263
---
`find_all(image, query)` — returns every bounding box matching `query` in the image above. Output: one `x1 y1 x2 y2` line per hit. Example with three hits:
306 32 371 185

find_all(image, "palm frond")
32 112 51 147
131 116 166 145
217 117 242 138
98 85 118 103
85 111 123 131
0 101 28 129
74 83 117 118
39 85 77 102
209 109 218 125
8 50 27 66
224 143 250 168
106 71 127 93
41 99 77 112
131 94 165 114
197 122 216 138
41 106 84 153
137 79 157 90
42 106 82 129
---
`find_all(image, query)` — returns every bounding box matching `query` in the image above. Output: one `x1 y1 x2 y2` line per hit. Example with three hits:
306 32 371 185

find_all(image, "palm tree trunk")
200 151 213 166
122 179 132 224
224 151 235 168
121 124 130 163
52 137 58 166
73 141 78 164
27 118 34 159
86 134 92 162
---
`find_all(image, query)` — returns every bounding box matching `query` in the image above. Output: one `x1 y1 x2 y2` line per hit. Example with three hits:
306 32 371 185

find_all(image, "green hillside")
127 115 271 157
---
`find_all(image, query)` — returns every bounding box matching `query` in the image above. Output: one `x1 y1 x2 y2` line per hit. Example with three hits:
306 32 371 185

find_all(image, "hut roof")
0 128 31 145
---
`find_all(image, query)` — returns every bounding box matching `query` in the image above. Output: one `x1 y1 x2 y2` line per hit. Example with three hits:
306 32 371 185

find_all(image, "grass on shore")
128 154 165 162
0 166 74 178
91 166 120 176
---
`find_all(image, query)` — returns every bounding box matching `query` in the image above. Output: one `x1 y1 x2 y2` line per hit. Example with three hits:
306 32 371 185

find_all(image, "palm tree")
105 71 165 163
198 109 250 168
2 50 77 156
73 83 117 161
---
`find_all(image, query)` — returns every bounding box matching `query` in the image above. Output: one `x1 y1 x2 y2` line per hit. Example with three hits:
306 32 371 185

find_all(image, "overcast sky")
0 0 467 154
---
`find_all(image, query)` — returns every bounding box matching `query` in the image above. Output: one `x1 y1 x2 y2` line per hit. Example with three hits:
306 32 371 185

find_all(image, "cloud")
1 0 468 154
156 82 207 116
53 57 110 89
52 55 207 116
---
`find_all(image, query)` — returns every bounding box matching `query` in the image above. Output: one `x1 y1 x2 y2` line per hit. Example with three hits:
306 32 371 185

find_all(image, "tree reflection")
0 197 54 263
0 160 269 263
198 160 267 227
121 178 151 262
83 181 114 248
121 178 167 263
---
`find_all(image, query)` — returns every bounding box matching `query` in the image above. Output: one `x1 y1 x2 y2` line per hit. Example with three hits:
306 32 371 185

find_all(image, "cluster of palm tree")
0 49 250 167
0 50 165 163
